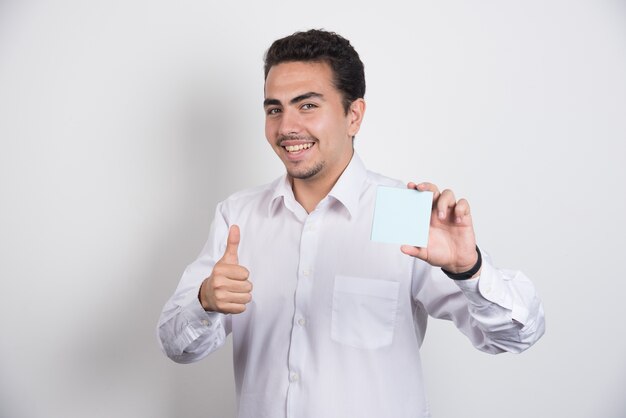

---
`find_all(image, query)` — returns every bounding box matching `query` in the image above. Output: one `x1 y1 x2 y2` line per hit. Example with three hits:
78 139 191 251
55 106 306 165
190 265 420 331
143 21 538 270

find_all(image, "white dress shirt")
157 153 545 418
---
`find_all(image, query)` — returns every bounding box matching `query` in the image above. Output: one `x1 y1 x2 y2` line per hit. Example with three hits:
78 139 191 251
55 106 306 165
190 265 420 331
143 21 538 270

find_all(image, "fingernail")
455 217 462 223
438 211 445 219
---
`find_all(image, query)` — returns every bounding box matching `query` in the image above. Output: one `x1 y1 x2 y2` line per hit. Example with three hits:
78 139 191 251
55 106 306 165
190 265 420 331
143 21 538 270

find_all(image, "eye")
301 103 317 110
266 107 281 116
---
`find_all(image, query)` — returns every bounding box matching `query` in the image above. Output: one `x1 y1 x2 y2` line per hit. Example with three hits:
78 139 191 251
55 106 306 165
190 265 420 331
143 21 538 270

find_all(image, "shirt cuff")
175 290 223 349
454 260 514 311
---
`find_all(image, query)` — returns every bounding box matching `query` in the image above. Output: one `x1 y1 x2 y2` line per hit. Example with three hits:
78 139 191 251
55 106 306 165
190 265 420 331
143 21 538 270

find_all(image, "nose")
277 108 301 136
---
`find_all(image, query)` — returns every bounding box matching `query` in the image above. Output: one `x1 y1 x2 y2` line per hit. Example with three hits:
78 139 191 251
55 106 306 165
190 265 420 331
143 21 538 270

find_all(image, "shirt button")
201 319 211 326
302 269 311 277
289 372 299 382
298 318 306 326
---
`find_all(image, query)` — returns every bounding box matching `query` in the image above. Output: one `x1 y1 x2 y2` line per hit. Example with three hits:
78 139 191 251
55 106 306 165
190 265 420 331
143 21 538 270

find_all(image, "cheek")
264 120 275 142
315 115 350 142
304 113 335 137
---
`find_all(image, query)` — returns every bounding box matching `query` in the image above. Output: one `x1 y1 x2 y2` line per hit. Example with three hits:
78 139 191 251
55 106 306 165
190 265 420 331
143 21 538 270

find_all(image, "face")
264 61 364 185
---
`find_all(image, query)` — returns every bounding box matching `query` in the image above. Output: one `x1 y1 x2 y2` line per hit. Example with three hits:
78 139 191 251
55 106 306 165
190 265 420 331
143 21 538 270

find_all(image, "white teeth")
285 143 313 152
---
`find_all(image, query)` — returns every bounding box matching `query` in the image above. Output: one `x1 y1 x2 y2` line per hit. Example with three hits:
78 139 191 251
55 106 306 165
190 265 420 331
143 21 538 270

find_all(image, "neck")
291 150 353 213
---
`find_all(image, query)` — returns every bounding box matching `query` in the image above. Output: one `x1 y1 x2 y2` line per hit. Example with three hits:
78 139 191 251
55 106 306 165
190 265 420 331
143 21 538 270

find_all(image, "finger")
409 181 441 203
212 289 252 309
221 224 240 264
233 279 253 293
436 189 457 220
453 198 471 223
409 181 439 194
219 302 248 315
224 291 252 304
225 279 253 293
227 265 250 281
211 257 250 280
212 264 249 281
400 245 428 261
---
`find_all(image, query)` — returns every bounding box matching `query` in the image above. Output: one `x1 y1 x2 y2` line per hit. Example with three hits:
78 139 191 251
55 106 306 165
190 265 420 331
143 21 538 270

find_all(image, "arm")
414 254 545 354
157 204 252 363
404 182 545 353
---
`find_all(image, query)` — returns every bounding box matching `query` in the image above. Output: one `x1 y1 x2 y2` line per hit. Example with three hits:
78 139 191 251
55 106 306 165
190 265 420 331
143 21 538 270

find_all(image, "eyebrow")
263 92 324 108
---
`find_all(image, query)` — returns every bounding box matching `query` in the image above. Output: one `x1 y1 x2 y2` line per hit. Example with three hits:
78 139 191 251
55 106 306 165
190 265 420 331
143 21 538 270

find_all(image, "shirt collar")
268 175 297 217
268 152 368 219
327 152 367 219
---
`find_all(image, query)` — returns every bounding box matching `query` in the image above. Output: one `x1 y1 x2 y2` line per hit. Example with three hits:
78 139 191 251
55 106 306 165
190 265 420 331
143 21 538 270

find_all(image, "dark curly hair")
264 29 366 114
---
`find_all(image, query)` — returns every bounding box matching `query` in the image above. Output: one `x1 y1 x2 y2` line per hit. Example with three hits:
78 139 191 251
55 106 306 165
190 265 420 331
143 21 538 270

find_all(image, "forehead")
264 61 336 99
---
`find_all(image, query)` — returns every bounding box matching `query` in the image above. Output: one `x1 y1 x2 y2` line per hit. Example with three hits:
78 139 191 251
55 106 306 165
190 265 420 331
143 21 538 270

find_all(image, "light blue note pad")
370 186 433 247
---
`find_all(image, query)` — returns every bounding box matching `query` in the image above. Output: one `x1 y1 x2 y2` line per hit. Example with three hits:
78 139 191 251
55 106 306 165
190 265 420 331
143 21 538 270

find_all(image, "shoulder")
225 180 277 202
364 168 405 189
216 176 282 217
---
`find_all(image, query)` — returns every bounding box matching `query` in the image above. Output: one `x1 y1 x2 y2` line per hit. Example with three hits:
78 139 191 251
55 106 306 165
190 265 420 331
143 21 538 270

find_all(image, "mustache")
276 134 317 147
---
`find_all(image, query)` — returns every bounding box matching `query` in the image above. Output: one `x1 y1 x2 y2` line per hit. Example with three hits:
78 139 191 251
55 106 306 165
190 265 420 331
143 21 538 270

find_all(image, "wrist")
441 246 482 280
198 279 211 311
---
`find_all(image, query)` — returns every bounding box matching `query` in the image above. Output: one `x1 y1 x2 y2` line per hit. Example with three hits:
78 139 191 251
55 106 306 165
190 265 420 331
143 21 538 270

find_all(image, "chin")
287 161 325 180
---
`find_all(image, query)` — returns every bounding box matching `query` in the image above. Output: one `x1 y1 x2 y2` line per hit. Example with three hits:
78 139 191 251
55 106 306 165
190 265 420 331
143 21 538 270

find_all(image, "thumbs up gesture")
199 225 252 314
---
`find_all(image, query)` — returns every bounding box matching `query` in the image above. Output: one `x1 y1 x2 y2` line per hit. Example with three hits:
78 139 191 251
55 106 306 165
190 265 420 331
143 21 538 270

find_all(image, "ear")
347 98 366 137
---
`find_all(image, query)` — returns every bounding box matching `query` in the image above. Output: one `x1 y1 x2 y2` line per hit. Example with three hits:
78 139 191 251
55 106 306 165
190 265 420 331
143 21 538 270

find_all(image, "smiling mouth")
283 142 314 153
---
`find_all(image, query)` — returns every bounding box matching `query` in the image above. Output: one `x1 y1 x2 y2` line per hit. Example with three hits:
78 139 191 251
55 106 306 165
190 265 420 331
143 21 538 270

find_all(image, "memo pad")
370 186 433 247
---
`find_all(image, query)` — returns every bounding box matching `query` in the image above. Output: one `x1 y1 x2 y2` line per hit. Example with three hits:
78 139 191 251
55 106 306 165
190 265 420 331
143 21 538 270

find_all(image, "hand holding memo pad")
371 186 434 247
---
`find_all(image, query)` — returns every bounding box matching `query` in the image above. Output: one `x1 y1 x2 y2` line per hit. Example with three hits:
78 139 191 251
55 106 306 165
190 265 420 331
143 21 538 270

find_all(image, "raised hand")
400 182 480 275
199 225 253 313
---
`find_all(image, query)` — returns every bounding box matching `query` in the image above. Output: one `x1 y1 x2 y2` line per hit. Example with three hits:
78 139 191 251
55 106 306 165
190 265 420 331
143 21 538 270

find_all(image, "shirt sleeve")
413 250 545 354
156 202 232 363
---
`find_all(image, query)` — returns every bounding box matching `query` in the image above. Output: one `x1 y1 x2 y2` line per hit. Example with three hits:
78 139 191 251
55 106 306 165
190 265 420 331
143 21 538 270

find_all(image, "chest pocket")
331 275 400 349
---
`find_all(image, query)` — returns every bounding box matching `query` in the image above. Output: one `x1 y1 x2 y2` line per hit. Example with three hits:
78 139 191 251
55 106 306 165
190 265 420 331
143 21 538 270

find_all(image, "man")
158 29 545 418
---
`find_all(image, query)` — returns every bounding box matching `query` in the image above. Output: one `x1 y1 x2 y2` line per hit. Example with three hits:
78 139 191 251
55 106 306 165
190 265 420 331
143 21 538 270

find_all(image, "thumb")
221 224 240 264
400 245 427 261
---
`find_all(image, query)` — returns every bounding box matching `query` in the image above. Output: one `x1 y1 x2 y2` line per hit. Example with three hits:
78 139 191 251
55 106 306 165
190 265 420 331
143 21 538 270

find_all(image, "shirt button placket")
285 209 324 418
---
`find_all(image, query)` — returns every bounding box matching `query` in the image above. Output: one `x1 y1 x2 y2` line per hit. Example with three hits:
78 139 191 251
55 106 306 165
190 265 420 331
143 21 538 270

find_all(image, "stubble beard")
287 160 325 180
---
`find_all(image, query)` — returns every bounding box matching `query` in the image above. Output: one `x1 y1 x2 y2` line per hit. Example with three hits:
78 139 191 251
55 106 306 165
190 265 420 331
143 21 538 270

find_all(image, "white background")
1 1 625 417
